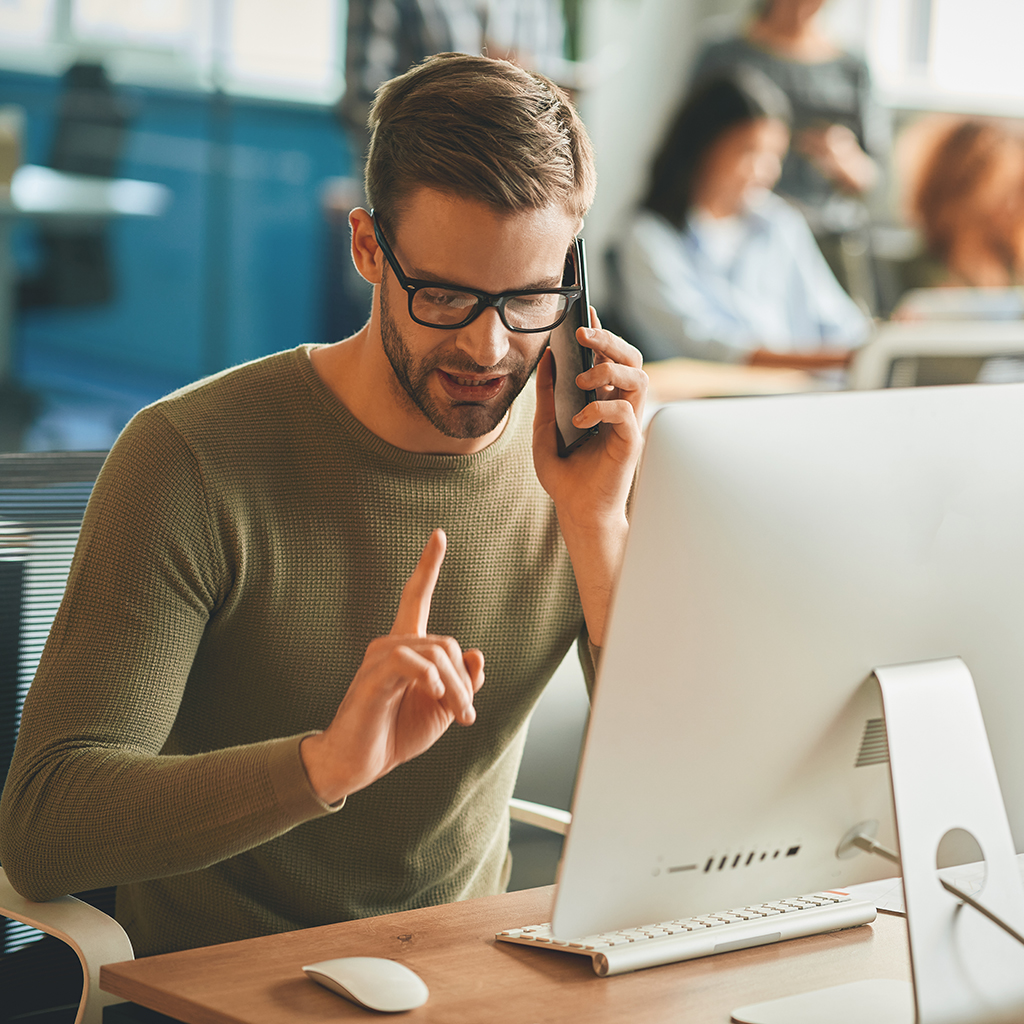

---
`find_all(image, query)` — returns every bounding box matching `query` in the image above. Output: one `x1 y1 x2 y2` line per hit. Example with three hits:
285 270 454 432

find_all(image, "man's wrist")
558 513 630 647
300 732 350 808
557 507 629 548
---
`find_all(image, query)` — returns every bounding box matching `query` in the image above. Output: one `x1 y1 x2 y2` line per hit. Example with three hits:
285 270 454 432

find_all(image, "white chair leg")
0 868 134 1024
509 797 572 836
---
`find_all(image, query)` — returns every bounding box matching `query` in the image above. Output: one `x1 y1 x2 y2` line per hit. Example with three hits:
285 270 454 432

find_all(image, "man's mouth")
436 369 507 401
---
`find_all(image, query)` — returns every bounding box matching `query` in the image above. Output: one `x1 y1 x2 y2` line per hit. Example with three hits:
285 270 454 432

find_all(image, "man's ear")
350 208 383 285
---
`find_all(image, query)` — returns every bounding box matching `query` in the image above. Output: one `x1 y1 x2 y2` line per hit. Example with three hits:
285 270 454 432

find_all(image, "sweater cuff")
266 732 347 818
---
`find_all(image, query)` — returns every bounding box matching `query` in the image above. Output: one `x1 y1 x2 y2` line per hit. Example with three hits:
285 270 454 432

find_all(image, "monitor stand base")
733 978 913 1024
733 657 1024 1024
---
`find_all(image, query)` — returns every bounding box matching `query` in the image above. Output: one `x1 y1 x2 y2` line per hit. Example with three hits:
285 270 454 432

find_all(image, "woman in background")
616 68 870 366
904 117 1024 289
692 0 883 240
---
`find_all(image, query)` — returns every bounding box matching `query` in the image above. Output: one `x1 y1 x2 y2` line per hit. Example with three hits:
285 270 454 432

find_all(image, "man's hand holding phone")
541 237 646 476
300 529 485 806
535 312 647 523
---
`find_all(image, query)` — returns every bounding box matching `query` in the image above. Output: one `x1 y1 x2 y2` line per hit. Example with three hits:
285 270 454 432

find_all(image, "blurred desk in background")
0 165 169 448
644 357 820 404
0 164 170 378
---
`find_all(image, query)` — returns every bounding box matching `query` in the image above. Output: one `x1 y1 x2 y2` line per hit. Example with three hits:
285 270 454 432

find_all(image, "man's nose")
456 307 511 368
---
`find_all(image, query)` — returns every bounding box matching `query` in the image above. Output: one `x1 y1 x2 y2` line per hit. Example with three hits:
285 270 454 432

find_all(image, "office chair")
0 451 128 1024
0 450 574 1021
849 319 1024 390
0 871 133 1024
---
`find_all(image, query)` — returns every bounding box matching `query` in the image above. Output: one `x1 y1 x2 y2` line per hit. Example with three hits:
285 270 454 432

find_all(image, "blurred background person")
339 0 569 157
692 0 887 311
901 116 1024 291
615 68 870 368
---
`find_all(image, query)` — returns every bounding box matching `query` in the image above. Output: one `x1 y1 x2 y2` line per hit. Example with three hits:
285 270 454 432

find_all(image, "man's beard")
379 279 543 439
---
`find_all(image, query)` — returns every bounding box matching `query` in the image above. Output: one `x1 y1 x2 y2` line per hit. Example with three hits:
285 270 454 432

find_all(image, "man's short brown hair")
365 53 596 229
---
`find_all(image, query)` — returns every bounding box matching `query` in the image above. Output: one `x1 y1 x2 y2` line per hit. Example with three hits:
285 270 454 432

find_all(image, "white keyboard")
495 891 876 976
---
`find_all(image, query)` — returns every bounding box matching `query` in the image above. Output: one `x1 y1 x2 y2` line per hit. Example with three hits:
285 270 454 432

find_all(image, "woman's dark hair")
642 67 792 228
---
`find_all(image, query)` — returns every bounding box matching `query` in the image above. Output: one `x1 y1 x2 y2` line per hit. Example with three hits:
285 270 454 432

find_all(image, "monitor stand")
733 657 1024 1024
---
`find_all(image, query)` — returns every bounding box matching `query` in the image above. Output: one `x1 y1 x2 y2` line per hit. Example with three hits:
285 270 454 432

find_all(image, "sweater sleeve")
0 410 339 903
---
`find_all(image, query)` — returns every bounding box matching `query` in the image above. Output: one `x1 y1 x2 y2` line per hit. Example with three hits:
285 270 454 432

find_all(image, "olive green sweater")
0 346 588 955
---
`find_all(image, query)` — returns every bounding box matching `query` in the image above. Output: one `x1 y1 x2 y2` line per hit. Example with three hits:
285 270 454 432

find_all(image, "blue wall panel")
2 68 351 413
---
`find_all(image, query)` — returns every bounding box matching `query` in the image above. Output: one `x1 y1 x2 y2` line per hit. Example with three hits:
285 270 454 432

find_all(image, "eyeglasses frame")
371 210 583 334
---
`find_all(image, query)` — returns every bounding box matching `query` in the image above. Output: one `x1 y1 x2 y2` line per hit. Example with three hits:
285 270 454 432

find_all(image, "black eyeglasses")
372 211 582 333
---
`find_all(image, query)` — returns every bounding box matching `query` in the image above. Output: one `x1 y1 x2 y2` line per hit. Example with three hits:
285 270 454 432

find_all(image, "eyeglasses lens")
503 293 569 330
411 287 479 326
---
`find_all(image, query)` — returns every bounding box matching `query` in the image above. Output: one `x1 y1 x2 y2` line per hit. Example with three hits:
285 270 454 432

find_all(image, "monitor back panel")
553 383 1024 939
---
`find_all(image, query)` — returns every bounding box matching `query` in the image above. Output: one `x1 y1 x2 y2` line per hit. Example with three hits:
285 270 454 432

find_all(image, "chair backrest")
0 451 106 954
849 320 1024 390
48 63 130 180
18 61 132 309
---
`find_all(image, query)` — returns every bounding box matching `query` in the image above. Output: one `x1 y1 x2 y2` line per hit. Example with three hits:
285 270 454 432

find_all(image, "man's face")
375 189 580 442
379 280 540 440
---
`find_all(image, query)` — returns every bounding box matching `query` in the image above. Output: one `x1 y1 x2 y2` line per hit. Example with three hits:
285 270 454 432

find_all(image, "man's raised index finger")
391 529 447 636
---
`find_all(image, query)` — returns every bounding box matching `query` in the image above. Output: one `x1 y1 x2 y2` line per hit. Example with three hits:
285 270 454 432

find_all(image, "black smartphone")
549 237 599 458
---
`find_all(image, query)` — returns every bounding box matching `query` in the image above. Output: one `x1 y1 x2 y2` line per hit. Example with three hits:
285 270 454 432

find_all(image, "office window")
929 0 1024 103
72 0 199 46
0 0 56 45
0 0 342 104
227 0 339 96
870 0 1024 111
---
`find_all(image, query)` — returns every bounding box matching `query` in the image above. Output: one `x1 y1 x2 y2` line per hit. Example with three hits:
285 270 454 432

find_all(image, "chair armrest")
0 867 134 1024
508 797 572 836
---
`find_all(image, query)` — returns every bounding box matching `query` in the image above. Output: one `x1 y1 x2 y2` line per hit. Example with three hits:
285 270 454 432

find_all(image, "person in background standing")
692 0 887 310
339 0 569 155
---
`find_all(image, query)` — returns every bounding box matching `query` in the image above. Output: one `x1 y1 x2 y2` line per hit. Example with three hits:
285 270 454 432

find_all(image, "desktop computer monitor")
553 382 1024 943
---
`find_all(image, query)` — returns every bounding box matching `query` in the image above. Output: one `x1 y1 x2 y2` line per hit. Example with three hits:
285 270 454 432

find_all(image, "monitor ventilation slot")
700 845 800 872
855 718 889 767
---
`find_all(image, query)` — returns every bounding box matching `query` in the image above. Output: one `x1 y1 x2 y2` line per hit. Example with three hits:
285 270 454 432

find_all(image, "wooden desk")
101 887 910 1024
0 165 170 381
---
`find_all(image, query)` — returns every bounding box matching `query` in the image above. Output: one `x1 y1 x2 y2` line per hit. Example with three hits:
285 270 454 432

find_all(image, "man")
0 53 646 957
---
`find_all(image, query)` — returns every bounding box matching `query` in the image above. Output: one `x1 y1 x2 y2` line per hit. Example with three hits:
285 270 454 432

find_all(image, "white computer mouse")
302 956 429 1012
